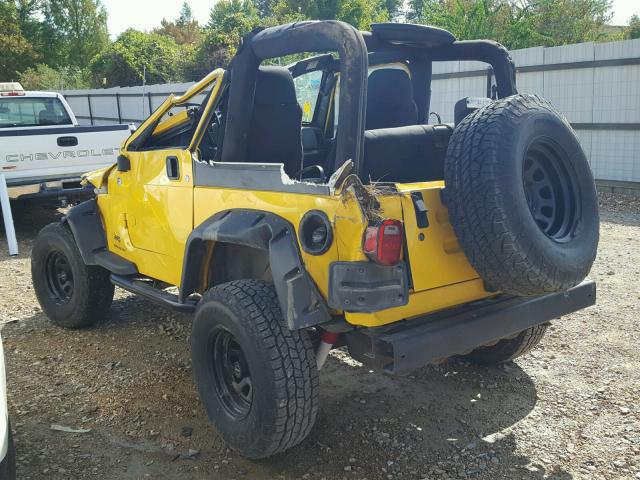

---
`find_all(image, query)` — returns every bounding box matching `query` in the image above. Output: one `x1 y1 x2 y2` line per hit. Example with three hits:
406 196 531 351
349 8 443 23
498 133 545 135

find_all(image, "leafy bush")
19 64 90 90
89 30 186 88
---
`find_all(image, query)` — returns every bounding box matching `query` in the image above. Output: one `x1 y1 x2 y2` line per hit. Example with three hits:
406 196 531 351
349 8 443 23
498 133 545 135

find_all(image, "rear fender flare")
180 209 331 330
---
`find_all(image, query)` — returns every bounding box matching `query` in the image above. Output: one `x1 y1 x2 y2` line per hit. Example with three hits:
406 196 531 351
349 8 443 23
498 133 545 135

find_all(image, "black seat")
39 108 58 125
366 69 418 130
246 66 303 177
362 125 452 183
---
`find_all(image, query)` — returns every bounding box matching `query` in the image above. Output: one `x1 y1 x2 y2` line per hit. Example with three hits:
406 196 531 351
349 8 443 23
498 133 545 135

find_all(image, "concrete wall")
62 38 640 186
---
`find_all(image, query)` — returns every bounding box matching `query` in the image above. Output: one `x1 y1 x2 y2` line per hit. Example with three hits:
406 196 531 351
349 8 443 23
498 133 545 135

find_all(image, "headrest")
366 68 418 129
367 68 414 103
254 66 297 105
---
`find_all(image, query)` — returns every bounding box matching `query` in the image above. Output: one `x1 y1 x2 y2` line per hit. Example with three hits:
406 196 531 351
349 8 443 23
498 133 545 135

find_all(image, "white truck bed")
0 90 133 187
1 124 130 186
0 86 134 256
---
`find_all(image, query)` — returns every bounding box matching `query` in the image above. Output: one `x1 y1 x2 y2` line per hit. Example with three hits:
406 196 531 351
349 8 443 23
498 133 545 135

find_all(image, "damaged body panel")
180 209 331 330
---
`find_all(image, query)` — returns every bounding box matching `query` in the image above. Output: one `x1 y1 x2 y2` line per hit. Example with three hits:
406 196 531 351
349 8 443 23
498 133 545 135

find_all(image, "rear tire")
191 280 319 458
444 94 599 296
462 324 548 365
31 223 114 328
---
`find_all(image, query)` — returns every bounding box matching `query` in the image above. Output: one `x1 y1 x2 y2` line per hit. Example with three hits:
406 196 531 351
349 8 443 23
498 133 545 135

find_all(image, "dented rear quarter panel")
192 180 493 328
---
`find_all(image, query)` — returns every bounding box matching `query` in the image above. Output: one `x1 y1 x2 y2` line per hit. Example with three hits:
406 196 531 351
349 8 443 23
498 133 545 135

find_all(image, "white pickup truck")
0 83 133 193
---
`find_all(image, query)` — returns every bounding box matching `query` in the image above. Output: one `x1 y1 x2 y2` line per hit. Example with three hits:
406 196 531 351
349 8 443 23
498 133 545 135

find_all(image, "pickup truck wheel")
31 223 114 328
462 324 548 365
444 94 599 296
191 280 319 459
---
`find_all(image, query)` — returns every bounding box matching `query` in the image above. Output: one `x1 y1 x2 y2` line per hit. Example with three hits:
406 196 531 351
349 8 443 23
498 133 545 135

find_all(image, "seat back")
362 125 451 183
246 66 303 177
39 108 58 125
366 69 418 130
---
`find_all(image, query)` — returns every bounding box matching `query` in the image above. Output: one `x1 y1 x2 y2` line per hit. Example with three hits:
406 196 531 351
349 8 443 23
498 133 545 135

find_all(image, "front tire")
31 223 114 328
462 324 548 365
191 280 319 459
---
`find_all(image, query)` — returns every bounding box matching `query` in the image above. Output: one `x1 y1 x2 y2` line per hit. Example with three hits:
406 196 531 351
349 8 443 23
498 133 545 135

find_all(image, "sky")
103 0 640 38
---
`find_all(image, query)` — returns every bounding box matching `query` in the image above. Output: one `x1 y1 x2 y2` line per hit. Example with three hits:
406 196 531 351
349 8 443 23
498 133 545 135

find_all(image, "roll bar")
222 21 368 174
222 21 517 179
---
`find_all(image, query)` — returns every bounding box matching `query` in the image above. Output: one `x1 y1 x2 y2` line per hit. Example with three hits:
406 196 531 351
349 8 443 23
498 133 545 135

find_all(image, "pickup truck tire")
191 279 319 459
444 94 599 296
462 324 548 364
31 223 114 328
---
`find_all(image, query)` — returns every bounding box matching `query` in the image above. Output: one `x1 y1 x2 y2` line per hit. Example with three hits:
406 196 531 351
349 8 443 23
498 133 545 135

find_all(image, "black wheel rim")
523 138 580 243
211 327 253 419
44 251 74 304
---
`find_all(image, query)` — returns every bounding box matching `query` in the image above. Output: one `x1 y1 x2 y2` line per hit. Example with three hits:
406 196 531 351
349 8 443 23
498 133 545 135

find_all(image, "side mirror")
117 155 130 172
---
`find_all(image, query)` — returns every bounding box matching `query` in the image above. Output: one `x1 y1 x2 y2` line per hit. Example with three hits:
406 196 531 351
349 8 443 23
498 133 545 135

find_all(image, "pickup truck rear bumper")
345 280 596 374
10 180 92 201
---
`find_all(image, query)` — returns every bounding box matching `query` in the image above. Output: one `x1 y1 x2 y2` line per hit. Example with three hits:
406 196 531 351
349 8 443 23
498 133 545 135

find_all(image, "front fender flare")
180 209 331 330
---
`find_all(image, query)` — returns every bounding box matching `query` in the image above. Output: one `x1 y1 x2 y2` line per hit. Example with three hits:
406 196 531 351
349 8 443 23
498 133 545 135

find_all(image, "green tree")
272 0 397 23
208 0 260 34
19 63 90 90
186 30 237 80
383 0 403 20
406 0 538 48
530 0 612 46
337 0 389 29
43 0 109 68
89 29 184 87
0 0 38 80
154 2 203 45
406 0 613 49
626 14 640 39
184 0 261 80
14 0 43 49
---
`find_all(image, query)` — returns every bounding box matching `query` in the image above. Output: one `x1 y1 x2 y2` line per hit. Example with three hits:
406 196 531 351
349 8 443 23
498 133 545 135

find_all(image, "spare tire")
444 94 599 296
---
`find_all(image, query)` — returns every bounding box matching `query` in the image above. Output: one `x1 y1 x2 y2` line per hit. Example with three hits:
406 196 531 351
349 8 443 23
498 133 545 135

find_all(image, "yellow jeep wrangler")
31 21 598 458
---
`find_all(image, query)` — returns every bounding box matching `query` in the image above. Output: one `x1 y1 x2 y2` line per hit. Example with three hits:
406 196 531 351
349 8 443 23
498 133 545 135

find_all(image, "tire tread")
32 222 113 328
444 94 596 295
464 324 548 364
195 280 318 458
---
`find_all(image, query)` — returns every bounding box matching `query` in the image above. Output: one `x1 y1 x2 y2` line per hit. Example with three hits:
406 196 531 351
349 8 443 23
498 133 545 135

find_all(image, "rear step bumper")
111 274 197 314
346 280 596 374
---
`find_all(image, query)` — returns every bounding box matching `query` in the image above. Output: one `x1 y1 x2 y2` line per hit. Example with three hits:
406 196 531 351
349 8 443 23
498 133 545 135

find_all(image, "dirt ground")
0 193 638 480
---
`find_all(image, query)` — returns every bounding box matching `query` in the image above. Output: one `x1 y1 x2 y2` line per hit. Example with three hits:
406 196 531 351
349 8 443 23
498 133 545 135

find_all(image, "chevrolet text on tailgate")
30 21 598 459
0 84 132 188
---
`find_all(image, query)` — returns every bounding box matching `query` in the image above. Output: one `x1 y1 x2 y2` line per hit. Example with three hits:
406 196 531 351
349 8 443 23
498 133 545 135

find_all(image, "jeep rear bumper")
345 280 596 374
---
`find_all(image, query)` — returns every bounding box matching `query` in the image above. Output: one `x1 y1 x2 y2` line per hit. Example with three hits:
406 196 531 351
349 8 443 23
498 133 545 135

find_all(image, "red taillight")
363 219 403 265
0 91 25 96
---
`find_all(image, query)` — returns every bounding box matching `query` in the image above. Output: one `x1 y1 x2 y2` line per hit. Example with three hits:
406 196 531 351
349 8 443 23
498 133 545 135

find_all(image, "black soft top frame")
222 20 517 178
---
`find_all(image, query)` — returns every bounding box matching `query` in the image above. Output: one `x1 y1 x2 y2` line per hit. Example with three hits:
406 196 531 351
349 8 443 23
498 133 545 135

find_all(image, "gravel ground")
0 193 638 480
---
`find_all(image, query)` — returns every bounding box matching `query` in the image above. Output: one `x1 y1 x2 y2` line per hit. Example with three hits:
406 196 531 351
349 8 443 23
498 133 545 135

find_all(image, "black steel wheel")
44 251 74 304
191 280 319 458
444 93 599 296
211 327 253 419
32 222 114 328
523 138 580 243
